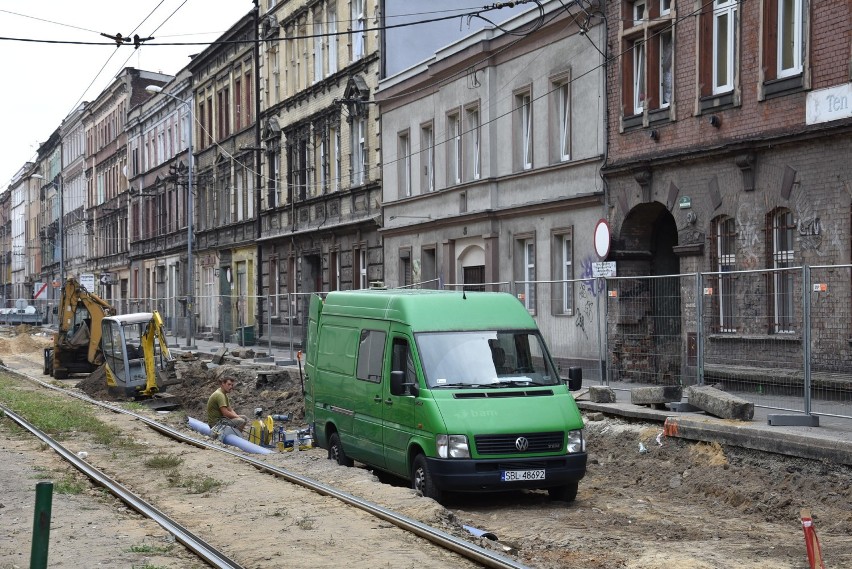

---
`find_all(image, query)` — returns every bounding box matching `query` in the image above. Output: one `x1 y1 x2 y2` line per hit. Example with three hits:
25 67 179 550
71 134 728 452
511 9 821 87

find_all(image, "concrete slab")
631 385 682 406
687 385 754 421
589 386 616 403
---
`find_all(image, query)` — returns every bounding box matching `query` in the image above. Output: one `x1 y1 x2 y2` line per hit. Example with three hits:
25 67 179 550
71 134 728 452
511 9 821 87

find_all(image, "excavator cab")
101 311 175 398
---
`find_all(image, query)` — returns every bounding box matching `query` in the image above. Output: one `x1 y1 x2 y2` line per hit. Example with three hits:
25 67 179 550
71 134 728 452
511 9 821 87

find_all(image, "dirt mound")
0 333 52 356
168 358 305 424
73 354 307 425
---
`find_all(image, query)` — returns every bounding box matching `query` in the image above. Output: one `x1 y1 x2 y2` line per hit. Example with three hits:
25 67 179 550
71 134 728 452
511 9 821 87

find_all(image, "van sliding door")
352 328 387 468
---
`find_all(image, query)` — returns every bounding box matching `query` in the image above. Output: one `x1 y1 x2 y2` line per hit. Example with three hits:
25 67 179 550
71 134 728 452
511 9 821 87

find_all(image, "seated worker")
207 377 248 440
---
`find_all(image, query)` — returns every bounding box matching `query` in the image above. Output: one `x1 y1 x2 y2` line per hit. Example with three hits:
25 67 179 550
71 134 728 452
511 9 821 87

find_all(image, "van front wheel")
412 454 442 502
328 432 353 467
548 481 579 503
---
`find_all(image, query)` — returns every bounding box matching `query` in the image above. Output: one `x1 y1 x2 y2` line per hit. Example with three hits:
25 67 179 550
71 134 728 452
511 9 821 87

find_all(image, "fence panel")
700 267 805 413
509 279 605 384
808 265 852 419
605 274 698 389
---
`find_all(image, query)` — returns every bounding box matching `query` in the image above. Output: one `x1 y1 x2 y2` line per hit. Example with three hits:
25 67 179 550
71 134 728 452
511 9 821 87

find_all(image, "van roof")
320 289 537 331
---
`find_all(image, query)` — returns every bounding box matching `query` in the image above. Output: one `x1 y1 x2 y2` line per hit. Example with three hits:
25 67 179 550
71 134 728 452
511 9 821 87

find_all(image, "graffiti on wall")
735 203 761 269
576 255 604 340
793 188 825 252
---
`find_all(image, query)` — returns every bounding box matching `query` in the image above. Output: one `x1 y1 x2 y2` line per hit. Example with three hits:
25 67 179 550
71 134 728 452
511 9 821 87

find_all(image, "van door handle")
373 395 382 403
384 398 393 405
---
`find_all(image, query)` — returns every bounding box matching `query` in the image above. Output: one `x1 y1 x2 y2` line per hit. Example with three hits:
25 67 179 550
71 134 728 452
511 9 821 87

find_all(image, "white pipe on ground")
187 417 272 455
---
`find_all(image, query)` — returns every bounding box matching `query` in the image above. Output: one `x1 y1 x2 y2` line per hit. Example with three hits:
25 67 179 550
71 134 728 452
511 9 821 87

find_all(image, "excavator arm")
141 310 173 397
47 277 116 378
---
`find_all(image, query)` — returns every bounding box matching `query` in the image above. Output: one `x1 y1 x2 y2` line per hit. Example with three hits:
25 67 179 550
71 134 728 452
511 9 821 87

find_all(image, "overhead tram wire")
0 2 530 48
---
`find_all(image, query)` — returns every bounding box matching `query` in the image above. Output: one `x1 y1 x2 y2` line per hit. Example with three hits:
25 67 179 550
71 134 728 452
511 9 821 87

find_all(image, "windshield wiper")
491 380 547 387
432 382 496 389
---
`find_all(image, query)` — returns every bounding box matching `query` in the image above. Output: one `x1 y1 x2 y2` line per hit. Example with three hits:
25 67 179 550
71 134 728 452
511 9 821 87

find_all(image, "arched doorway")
610 202 682 385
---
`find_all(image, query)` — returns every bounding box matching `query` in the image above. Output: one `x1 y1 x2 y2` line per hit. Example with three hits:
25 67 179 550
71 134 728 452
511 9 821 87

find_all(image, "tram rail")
0 364 528 569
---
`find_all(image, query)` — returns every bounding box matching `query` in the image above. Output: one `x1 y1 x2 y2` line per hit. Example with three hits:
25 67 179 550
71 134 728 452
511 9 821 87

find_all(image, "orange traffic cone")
800 508 825 569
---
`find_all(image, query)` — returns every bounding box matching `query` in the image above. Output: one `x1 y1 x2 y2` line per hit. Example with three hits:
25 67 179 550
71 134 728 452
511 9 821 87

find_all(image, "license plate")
501 469 545 482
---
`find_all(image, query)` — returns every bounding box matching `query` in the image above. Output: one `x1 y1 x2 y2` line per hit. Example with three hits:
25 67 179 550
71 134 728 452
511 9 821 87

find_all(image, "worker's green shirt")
207 388 229 427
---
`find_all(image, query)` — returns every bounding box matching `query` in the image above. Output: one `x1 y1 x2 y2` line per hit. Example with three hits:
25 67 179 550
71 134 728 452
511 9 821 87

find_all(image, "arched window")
712 216 737 332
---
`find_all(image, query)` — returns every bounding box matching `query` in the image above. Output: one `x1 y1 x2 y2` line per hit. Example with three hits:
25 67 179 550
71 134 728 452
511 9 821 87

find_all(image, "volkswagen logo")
515 437 529 451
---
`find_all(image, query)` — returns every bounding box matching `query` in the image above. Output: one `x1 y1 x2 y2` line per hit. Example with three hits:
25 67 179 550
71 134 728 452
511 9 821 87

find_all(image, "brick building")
602 0 852 383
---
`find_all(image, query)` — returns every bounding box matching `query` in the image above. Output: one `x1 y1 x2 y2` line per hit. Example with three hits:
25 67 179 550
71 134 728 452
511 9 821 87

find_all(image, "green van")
304 289 587 503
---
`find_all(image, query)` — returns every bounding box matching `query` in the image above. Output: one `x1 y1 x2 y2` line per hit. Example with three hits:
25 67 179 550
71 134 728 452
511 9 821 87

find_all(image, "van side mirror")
567 366 582 391
391 370 418 396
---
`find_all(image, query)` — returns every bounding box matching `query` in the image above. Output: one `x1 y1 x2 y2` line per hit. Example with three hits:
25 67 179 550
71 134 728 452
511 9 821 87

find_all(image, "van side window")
391 338 416 385
356 329 386 383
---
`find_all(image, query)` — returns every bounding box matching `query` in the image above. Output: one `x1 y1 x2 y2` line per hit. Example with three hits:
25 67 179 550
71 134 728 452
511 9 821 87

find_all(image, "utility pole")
254 0 264 340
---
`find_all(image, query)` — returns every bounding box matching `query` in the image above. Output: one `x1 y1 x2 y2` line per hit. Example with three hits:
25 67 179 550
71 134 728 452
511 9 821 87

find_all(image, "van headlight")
436 434 470 458
566 429 585 453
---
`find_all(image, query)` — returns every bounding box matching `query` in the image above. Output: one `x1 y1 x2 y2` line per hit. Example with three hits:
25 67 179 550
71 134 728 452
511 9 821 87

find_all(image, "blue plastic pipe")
187 417 272 455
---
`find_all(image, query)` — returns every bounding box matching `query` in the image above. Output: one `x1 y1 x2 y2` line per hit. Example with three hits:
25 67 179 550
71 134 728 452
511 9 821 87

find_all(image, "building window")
633 40 646 114
421 122 434 193
328 127 341 192
712 0 738 95
715 217 737 332
269 258 279 315
329 250 340 291
634 0 647 24
660 0 671 15
267 148 280 208
313 15 324 82
659 30 673 107
515 236 536 314
465 105 481 180
399 249 412 287
351 0 365 61
772 209 795 333
515 90 532 171
398 131 411 198
777 0 803 77
551 230 573 315
356 247 368 289
352 117 367 186
328 8 338 74
447 111 461 185
762 0 807 88
556 81 571 161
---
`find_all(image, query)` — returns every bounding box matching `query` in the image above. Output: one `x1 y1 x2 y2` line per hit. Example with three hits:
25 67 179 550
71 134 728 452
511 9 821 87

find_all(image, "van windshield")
416 330 560 388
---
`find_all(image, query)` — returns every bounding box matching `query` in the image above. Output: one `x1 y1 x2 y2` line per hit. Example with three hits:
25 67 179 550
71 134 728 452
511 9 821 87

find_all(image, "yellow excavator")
100 311 176 399
44 278 116 379
44 278 177 400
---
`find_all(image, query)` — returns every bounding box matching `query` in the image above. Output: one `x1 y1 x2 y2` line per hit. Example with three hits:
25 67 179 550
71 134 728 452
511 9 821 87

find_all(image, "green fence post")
30 480 53 569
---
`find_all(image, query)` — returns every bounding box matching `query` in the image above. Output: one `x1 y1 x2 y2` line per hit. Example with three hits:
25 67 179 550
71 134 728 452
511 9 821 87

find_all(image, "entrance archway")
610 202 682 384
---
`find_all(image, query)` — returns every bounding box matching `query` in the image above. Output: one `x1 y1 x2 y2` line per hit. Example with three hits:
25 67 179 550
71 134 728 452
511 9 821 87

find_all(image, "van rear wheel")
548 481 579 503
328 432 353 467
412 454 442 502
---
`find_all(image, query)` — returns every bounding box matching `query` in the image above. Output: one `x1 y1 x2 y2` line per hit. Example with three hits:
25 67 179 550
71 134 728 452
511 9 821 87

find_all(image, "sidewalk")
168 332 852 468
575 387 852 467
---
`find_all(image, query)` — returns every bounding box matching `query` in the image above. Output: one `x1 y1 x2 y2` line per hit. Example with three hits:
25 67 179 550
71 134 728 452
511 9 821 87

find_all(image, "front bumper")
425 453 587 492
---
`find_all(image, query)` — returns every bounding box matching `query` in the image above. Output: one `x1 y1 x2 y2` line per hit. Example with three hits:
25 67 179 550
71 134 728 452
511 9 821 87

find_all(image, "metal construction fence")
15 265 849 422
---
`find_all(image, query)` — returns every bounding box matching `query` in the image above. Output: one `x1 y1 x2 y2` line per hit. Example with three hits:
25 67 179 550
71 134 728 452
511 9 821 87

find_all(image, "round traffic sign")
594 219 610 260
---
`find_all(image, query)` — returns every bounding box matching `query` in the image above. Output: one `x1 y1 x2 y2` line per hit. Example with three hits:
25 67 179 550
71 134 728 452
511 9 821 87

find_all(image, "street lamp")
145 84 195 349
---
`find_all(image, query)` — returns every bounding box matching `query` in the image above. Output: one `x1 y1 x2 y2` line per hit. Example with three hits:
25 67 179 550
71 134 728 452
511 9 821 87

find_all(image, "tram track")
0 364 528 569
